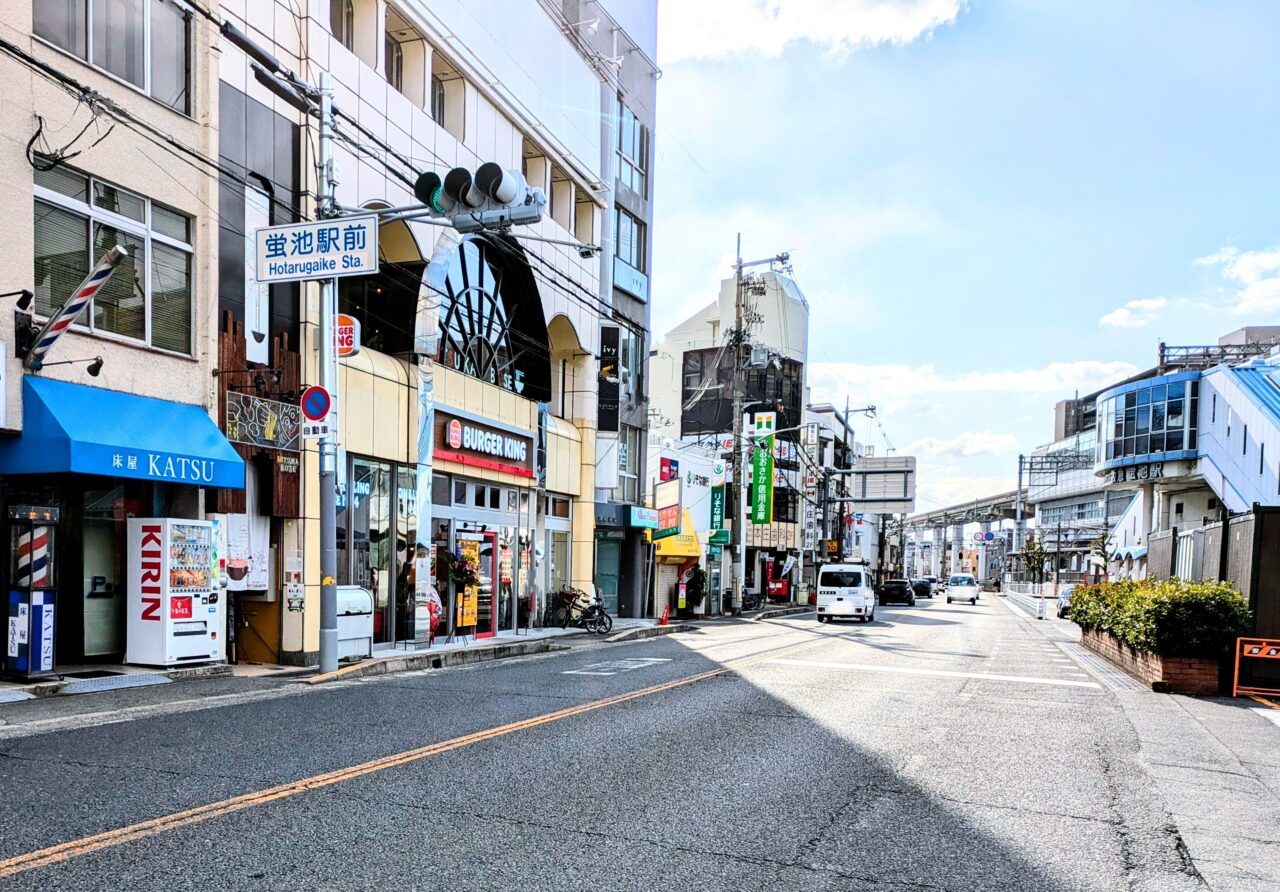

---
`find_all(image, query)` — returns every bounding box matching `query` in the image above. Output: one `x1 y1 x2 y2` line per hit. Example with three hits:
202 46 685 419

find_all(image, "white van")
816 563 876 623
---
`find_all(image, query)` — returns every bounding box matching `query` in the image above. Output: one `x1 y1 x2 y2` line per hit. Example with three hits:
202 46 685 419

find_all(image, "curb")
604 623 695 643
2 662 234 700
301 638 564 686
751 606 813 622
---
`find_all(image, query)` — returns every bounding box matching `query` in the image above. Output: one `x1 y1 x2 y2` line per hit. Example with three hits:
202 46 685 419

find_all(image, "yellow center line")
0 630 834 879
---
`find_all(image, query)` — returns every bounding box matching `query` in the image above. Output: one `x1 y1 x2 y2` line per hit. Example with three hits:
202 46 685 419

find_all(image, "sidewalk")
0 617 684 735
1001 590 1280 891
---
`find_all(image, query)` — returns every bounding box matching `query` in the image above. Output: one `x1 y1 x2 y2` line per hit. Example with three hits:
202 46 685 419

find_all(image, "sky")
649 0 1280 512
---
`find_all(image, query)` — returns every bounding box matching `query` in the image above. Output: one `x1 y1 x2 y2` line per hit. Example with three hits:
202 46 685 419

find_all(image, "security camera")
577 245 601 259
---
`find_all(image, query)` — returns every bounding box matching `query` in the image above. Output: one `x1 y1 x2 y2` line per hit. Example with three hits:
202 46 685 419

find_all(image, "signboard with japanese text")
751 413 775 525
710 485 726 530
255 216 379 284
654 479 682 540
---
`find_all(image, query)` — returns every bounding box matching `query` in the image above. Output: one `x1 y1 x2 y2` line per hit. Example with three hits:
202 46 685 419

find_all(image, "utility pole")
728 239 791 613
317 71 339 674
731 234 745 613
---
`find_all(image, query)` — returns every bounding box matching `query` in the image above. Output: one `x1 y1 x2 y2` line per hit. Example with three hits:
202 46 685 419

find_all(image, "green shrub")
1069 579 1251 658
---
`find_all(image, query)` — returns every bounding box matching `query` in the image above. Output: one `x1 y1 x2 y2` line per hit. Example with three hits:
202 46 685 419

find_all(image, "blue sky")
650 0 1280 509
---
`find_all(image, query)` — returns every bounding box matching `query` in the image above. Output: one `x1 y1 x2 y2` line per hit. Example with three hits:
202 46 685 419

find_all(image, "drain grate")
1058 642 1146 692
58 674 172 696
63 670 124 680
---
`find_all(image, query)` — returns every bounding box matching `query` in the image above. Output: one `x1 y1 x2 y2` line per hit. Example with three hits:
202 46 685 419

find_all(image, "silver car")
1056 585 1076 619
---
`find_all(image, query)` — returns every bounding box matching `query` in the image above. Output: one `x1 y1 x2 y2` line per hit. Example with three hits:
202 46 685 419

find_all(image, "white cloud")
916 471 1015 511
807 359 1139 409
1194 245 1280 316
907 431 1019 458
658 0 965 64
1099 297 1168 328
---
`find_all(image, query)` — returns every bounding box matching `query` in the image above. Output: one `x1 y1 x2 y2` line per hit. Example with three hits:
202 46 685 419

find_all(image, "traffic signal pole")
317 71 339 674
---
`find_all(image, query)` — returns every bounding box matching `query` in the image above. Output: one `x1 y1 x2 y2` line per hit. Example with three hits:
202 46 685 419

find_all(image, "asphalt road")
0 596 1212 891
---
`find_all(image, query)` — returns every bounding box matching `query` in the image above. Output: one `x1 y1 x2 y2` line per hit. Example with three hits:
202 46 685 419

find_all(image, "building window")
619 326 644 405
618 425 640 503
331 0 354 50
384 32 404 92
1099 379 1198 461
430 74 446 125
35 0 191 114
615 207 646 273
33 166 192 354
617 97 648 197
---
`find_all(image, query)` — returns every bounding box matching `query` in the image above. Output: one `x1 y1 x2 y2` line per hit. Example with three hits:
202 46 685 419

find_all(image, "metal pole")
1055 519 1062 595
317 71 339 674
731 234 745 613
1014 454 1025 575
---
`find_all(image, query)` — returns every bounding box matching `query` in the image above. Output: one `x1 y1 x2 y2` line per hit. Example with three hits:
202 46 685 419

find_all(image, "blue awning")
0 377 244 489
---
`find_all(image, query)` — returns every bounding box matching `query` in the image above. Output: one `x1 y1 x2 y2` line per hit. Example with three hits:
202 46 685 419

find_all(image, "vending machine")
126 519 225 666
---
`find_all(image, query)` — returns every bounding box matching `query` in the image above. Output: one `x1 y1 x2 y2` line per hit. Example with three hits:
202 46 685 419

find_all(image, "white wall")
1197 366 1280 512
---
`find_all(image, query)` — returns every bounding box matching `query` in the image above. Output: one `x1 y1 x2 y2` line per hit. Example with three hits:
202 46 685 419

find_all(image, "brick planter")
1081 630 1222 695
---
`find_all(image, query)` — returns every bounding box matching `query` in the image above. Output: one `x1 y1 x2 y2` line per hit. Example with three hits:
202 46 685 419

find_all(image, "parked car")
1056 584 1076 619
816 563 876 623
879 578 916 606
911 578 933 599
945 574 980 605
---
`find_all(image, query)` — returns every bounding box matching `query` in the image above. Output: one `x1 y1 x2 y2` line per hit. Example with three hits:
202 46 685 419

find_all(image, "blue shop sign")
0 378 245 490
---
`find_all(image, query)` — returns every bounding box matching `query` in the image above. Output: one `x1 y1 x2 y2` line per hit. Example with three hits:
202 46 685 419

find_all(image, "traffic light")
414 162 546 233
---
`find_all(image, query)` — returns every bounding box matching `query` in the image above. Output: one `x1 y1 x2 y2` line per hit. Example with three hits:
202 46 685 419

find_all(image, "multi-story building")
0 4 243 667
0 0 657 671
1090 327 1280 580
212 0 657 664
650 269 810 603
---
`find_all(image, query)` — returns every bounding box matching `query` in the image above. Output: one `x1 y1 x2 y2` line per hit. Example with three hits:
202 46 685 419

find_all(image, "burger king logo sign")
447 419 463 449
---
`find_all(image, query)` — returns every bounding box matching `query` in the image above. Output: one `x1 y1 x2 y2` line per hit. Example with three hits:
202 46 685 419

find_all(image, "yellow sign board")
458 539 479 626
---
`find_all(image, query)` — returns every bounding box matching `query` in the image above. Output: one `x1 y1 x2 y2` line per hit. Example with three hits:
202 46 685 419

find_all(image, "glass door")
595 538 621 614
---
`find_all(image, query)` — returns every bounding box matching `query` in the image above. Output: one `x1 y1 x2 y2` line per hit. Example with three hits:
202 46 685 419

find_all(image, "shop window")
618 425 640 503
33 166 193 354
351 458 392 643
619 326 644 406
617 97 648 198
489 486 501 510
453 479 467 506
430 74 446 126
615 207 646 273
331 0 354 50
432 473 451 506
550 496 570 518
36 0 191 114
384 31 404 92
431 50 465 140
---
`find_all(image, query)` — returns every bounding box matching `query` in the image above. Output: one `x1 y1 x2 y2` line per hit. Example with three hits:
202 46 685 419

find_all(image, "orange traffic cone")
658 604 670 626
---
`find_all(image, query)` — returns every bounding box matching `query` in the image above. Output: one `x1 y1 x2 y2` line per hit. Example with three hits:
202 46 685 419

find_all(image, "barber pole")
25 246 127 370
15 526 51 588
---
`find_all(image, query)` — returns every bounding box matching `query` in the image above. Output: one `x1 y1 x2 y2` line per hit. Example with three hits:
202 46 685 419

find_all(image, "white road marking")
563 657 672 676
765 659 1101 689
1251 707 1280 729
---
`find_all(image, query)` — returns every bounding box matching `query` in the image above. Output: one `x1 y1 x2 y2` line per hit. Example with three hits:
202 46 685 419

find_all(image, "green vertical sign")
751 412 776 525
710 485 725 530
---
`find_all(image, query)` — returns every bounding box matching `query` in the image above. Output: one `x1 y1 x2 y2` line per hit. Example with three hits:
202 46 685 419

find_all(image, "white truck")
816 562 876 624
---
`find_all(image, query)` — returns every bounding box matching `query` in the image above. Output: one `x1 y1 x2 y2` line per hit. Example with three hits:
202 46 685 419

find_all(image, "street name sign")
255 216 379 284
